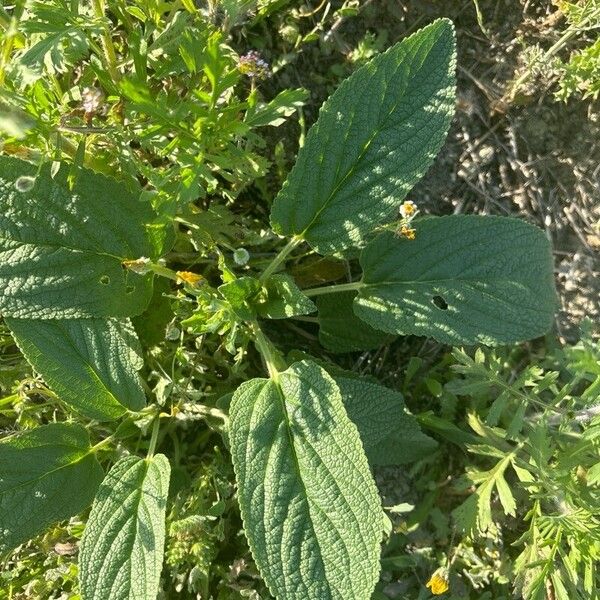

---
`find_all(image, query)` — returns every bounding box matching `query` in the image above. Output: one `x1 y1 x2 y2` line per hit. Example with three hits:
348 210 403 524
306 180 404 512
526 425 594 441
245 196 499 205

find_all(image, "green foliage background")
0 1 599 599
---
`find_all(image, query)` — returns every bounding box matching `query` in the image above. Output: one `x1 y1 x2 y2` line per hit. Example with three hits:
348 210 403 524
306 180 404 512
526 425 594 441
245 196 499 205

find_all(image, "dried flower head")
399 225 416 240
81 87 104 114
238 51 271 79
177 270 204 286
122 257 152 275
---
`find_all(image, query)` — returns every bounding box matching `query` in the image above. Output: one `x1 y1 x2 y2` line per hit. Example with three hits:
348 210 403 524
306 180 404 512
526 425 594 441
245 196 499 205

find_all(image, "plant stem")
147 415 161 458
505 7 600 102
0 1 24 86
260 237 302 283
91 433 116 454
303 280 364 297
248 321 286 379
92 0 121 84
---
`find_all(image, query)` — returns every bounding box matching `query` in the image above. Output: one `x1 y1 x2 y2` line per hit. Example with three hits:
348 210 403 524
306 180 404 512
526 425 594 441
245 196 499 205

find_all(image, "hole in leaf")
432 295 448 310
15 176 36 193
99 275 110 285
126 285 135 294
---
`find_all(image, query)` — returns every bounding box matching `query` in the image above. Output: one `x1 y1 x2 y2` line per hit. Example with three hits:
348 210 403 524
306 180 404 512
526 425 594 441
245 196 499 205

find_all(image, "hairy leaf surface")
255 274 316 319
6 318 146 421
355 216 556 345
229 360 382 600
0 156 159 319
79 454 170 600
317 291 394 352
332 372 438 465
270 19 456 254
0 423 103 552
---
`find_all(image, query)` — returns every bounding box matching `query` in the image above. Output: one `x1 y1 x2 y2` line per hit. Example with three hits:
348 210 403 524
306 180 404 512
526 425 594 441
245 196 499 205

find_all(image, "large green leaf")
0 423 103 552
79 454 170 600
332 372 438 466
229 360 382 600
354 215 556 345
317 291 394 353
270 19 456 254
0 156 159 319
5 318 146 421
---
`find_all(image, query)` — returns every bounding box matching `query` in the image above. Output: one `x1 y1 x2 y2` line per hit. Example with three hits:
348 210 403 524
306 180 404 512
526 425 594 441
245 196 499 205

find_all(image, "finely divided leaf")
0 423 103 552
5 318 146 421
332 373 438 465
244 88 309 127
229 360 382 600
270 19 456 254
317 291 394 353
0 156 158 319
79 454 170 600
355 216 556 345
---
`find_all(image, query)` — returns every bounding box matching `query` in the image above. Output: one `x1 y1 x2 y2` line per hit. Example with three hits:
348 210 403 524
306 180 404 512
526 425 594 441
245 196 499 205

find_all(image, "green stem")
303 280 364 297
92 0 121 84
260 237 302 283
91 433 116 454
248 321 286 379
147 416 161 458
0 1 25 86
123 259 180 281
506 7 600 101
149 262 179 281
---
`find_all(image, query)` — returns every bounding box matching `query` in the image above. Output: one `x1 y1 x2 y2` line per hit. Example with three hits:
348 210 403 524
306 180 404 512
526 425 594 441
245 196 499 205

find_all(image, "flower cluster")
396 200 419 240
237 51 271 79
426 567 449 595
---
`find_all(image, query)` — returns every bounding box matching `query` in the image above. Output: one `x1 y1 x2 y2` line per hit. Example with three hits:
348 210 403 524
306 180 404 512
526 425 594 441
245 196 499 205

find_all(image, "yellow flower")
399 225 416 240
426 569 449 595
177 270 204 286
399 200 417 218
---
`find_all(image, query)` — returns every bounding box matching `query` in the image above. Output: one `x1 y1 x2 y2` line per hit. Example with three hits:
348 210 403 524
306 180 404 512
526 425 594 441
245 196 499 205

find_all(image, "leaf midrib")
0 234 126 262
0 446 92 494
296 26 448 243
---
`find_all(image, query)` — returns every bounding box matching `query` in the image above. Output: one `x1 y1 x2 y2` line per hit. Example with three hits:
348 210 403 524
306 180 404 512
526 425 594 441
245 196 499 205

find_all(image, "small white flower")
399 200 417 219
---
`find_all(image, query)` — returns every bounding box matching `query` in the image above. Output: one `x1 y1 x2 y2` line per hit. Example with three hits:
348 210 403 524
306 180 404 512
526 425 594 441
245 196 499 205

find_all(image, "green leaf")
270 19 456 254
229 360 382 600
332 372 438 465
355 216 556 345
495 471 517 516
5 318 146 421
317 291 394 353
0 156 158 319
79 454 171 600
0 423 103 552
218 276 261 320
255 274 316 319
245 88 309 127
586 462 600 485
